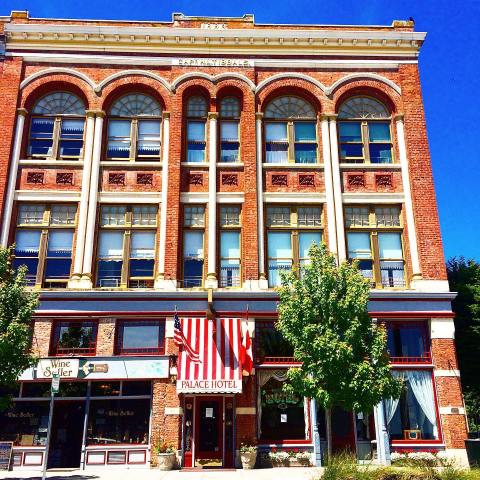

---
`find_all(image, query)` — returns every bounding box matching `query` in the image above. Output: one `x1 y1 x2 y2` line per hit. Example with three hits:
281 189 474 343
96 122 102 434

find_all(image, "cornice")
4 23 425 57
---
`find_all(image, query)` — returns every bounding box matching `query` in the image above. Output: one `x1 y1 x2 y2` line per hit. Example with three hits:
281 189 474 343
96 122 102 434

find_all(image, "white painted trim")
263 192 326 203
342 192 405 203
19 159 85 167
19 67 96 90
321 117 337 255
339 163 401 170
180 162 209 168
98 192 163 203
256 116 266 280
14 190 81 202
165 317 174 338
171 71 255 91
217 192 245 203
439 406 465 415
326 72 401 95
434 370 461 377
206 114 218 284
179 192 245 203
263 162 324 169
256 72 326 94
431 318 455 339
0 111 26 247
96 69 171 93
164 407 183 415
410 279 450 292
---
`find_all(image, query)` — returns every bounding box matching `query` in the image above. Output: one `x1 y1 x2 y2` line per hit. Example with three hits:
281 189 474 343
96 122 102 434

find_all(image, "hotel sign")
174 58 253 68
177 379 242 393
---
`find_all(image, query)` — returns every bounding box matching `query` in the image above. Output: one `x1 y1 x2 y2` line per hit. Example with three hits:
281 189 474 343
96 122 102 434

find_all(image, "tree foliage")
447 257 480 430
0 246 38 409
277 243 402 412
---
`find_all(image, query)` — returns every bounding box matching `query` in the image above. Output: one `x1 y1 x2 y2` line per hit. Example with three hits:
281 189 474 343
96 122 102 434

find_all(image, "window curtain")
257 370 289 436
406 370 438 438
385 370 404 425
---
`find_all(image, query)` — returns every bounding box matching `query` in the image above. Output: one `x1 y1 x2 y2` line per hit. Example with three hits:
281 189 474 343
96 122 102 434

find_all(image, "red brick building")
0 10 468 470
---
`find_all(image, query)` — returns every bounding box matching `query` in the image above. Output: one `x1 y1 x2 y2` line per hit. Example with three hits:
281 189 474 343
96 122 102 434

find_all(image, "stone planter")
157 452 176 471
240 450 257 469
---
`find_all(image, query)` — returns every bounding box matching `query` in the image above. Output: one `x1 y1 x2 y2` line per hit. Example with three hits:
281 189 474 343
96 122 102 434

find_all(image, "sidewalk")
0 467 323 480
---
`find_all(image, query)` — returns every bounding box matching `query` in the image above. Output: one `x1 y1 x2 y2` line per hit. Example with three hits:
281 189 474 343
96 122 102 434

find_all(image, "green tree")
447 257 480 434
0 246 38 409
277 243 402 454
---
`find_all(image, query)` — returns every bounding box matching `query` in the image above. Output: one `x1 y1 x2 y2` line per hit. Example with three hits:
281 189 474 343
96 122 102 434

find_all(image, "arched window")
107 93 162 161
338 96 393 164
186 96 208 163
219 96 240 163
28 92 86 160
264 96 317 164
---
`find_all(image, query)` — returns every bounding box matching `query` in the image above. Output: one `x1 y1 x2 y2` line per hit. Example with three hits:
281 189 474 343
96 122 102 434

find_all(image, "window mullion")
288 122 295 163
371 231 381 288
362 121 370 164
51 118 62 160
36 230 49 287
292 230 299 269
121 230 131 288
130 119 137 162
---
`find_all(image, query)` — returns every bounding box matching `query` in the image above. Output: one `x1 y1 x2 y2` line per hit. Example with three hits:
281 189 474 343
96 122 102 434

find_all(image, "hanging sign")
51 374 60 394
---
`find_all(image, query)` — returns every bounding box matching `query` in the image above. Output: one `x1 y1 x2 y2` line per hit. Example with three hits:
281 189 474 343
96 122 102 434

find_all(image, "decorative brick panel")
56 172 74 185
26 171 45 184
188 172 203 185
375 173 393 188
298 174 315 186
221 173 238 186
136 173 153 185
271 174 288 186
346 173 365 188
108 172 126 185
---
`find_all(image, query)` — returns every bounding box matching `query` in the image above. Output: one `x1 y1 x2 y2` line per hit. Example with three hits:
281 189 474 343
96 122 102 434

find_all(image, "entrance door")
195 397 223 467
331 406 356 454
48 401 85 469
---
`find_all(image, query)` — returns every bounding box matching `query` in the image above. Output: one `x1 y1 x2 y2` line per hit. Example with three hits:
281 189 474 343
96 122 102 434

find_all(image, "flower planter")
157 452 176 471
241 450 257 469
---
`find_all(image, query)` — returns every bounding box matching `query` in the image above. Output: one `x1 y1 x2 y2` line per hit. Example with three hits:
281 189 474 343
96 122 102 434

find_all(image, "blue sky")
3 0 479 260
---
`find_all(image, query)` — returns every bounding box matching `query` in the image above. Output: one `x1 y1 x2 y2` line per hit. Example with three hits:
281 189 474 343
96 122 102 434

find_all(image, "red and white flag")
241 326 253 376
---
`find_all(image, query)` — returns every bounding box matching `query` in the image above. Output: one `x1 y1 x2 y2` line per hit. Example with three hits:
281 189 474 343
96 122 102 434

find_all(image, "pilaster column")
255 113 268 289
0 108 27 247
320 114 338 256
69 111 96 287
395 114 422 279
205 112 218 289
81 111 105 287
328 115 346 261
155 112 175 289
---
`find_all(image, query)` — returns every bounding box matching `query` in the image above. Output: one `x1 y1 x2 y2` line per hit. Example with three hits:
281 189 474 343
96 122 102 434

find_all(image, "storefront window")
122 381 151 396
57 382 88 397
91 382 121 397
0 402 49 445
386 370 439 441
87 398 150 445
258 374 306 441
386 322 430 362
22 382 51 398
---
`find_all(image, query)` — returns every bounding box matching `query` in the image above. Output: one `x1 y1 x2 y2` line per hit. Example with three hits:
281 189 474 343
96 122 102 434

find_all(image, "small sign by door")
0 442 13 471
205 408 214 418
51 374 60 394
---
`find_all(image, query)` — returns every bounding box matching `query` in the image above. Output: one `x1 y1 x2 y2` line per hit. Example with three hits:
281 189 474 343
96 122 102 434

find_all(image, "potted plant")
269 449 290 467
240 441 257 469
152 439 176 471
295 450 312 466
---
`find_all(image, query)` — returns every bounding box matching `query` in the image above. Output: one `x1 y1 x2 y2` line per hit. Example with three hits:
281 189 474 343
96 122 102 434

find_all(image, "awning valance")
176 317 242 394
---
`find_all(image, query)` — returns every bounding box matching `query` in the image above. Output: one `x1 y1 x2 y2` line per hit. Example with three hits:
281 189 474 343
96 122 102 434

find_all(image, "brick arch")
100 77 171 113
171 71 255 92
256 79 325 114
177 80 215 112
21 76 94 112
216 81 255 115
332 80 403 115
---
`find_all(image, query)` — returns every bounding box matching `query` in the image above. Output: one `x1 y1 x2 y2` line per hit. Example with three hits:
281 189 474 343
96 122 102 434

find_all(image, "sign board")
0 442 13 471
177 379 242 394
173 58 254 68
20 357 170 381
51 374 60 394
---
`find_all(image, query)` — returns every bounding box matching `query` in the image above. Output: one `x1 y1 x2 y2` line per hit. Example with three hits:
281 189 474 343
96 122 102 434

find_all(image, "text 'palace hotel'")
0 10 469 471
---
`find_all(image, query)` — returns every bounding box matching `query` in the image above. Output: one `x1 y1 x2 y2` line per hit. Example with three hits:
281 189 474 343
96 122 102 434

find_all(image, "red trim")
86 450 106 465
258 439 312 445
370 312 454 318
49 319 98 356
115 319 166 355
87 443 148 447
107 450 127 464
127 450 147 464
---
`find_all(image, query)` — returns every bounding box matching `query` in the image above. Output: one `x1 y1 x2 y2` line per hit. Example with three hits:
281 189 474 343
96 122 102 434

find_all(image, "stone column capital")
17 108 28 117
394 113 405 122
255 112 264 120
162 111 171 120
208 112 218 120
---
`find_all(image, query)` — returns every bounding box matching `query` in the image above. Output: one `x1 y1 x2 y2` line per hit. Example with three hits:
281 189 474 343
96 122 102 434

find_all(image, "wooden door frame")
194 396 224 466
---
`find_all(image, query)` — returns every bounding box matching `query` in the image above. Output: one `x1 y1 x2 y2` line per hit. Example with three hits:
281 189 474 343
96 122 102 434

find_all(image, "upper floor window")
28 92 86 160
186 96 208 163
50 321 98 356
13 204 77 287
345 206 405 288
219 206 241 287
115 319 165 355
219 97 240 163
96 205 157 288
264 96 317 164
338 96 392 164
107 94 162 161
182 206 205 287
386 321 431 364
266 206 323 286
255 321 295 364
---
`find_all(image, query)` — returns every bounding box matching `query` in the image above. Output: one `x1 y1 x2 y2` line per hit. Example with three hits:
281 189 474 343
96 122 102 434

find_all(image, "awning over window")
176 317 243 394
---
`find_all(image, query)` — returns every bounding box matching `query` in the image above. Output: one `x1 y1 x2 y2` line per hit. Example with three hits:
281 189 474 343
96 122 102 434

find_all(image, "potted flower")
269 450 290 467
295 450 312 466
240 440 257 469
152 439 176 471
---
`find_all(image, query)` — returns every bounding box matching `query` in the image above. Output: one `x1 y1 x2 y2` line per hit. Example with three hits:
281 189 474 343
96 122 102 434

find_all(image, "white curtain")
257 370 290 436
406 370 438 438
385 370 404 425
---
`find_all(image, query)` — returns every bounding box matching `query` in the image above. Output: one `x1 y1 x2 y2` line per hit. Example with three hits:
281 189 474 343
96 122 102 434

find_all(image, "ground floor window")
258 370 307 441
387 370 438 441
86 398 150 445
0 401 49 445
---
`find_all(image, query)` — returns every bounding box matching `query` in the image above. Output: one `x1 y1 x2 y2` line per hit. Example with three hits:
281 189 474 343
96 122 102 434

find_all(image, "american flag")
173 311 201 363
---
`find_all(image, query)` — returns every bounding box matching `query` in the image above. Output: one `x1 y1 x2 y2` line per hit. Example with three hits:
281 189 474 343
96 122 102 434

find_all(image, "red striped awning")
176 318 243 393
